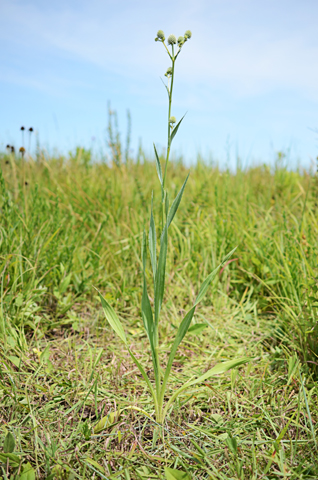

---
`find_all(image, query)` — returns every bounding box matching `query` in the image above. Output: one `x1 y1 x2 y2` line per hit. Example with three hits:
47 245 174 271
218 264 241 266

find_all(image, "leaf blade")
149 195 157 281
128 348 158 412
167 173 190 228
194 248 237 306
96 289 127 345
171 113 186 143
160 306 196 403
154 222 168 326
163 357 250 419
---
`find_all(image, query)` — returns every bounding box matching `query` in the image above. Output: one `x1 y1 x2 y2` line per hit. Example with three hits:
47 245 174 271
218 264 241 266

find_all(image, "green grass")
0 151 318 479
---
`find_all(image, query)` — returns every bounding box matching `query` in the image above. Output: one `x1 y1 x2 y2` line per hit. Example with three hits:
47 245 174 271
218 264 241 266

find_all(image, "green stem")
161 46 175 232
163 47 175 191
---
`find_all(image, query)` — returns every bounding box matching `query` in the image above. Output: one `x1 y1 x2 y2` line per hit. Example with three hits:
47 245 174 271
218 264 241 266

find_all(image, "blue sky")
1 0 318 168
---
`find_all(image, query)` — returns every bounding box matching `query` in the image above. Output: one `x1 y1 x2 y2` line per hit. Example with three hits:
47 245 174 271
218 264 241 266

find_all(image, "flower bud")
167 34 177 45
178 36 184 46
165 67 173 77
184 30 192 39
157 30 165 40
169 116 176 124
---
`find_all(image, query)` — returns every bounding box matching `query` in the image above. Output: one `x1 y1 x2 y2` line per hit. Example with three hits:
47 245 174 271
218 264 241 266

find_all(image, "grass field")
0 148 318 479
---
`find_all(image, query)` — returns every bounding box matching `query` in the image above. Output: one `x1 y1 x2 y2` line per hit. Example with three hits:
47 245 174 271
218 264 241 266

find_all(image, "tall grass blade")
194 248 237 306
163 357 250 418
299 371 317 448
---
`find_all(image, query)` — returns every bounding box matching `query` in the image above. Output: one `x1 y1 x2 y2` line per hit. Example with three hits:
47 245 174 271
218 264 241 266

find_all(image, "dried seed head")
184 30 192 39
11 146 15 153
157 30 165 40
29 127 33 132
6 144 10 149
167 34 177 45
178 36 184 46
20 126 25 131
169 116 176 124
19 146 25 155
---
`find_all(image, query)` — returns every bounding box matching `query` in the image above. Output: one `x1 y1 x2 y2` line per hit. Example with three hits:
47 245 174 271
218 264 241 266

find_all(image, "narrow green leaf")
153 144 163 185
141 267 159 389
142 229 147 271
163 357 250 419
170 113 186 143
84 457 105 473
194 247 237 306
160 77 170 98
141 228 159 385
96 290 127 345
165 191 169 219
160 306 196 402
4 432 15 453
187 357 250 387
154 222 168 325
128 349 158 410
153 143 164 201
149 193 157 281
164 467 191 480
167 173 190 228
141 281 153 339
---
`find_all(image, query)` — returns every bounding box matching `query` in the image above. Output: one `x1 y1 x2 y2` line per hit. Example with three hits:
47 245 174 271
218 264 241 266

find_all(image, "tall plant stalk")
98 29 249 424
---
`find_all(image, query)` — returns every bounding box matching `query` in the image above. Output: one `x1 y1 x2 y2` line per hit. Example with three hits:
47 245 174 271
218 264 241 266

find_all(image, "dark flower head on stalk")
19 146 25 157
6 144 10 149
20 126 25 131
29 127 33 132
11 146 15 153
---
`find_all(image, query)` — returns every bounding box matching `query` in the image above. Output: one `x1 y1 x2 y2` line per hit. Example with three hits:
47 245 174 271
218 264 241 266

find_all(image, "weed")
98 30 249 425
